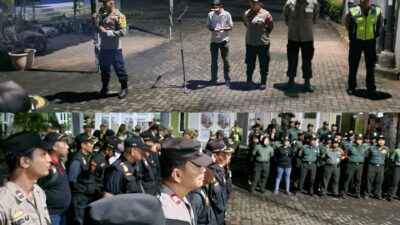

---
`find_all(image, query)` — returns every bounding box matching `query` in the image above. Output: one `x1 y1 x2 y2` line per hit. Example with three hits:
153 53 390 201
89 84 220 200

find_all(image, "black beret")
75 133 95 145
161 138 212 167
3 131 51 160
84 193 166 225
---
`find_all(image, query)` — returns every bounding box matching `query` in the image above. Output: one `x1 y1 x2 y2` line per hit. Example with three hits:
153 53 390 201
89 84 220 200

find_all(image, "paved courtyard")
0 0 399 112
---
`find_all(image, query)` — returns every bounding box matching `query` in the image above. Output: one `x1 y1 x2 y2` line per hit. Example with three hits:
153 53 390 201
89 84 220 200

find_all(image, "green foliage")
320 0 344 23
12 113 59 133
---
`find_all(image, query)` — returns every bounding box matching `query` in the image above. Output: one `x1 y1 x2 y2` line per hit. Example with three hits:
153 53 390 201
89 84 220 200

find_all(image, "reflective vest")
349 5 381 40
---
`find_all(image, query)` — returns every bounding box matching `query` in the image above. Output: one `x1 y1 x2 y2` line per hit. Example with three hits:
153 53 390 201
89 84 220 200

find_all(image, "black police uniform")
90 151 108 199
187 186 218 225
138 154 159 195
210 166 228 225
37 156 71 219
68 150 96 225
103 156 144 195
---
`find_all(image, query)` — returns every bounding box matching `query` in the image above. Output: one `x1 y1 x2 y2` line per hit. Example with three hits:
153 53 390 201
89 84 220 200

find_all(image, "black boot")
286 76 294 89
98 81 109 96
303 79 314 93
118 80 128 99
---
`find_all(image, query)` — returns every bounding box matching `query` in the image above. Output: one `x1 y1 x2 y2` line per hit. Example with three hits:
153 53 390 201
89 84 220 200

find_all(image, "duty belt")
349 162 363 165
370 163 383 167
303 161 315 165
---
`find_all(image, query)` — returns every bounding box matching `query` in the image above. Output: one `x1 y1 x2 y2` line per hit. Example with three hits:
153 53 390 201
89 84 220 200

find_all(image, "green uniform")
389 149 400 199
250 144 274 192
366 145 389 198
299 144 318 194
321 147 341 195
288 128 301 142
343 143 366 195
292 140 304 189
316 127 330 139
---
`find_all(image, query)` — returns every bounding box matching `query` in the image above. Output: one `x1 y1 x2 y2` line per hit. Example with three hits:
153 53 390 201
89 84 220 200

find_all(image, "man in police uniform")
94 0 129 99
365 134 389 200
159 138 213 225
316 121 330 139
68 133 96 225
103 136 149 196
298 134 319 196
288 120 301 142
187 150 218 225
345 0 383 98
0 131 52 225
283 0 319 92
37 132 71 225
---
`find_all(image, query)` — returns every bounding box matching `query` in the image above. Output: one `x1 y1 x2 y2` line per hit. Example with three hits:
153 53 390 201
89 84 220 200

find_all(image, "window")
304 113 317 119
179 113 186 133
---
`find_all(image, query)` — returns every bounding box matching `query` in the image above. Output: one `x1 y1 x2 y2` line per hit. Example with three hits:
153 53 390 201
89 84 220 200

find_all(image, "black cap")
282 135 290 141
307 134 317 140
104 139 120 152
324 134 332 140
297 131 304 136
323 121 329 125
161 138 212 167
105 129 115 137
216 130 225 136
377 134 385 140
75 133 95 145
347 130 354 137
0 81 48 112
84 193 166 225
332 138 340 143
43 132 68 150
355 133 364 140
307 123 314 127
295 121 301 125
124 136 151 151
206 140 226 153
141 130 156 142
2 131 51 160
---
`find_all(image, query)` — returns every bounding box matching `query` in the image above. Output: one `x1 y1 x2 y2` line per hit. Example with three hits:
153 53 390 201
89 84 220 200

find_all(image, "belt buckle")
376 164 381 167
308 162 312 165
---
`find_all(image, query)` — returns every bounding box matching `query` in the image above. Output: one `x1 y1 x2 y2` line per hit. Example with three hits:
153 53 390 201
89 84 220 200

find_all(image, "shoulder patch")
81 157 86 166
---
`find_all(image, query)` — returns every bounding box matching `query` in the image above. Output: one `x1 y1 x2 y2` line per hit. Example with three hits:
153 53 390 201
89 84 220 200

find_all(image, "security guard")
343 133 366 198
388 148 400 201
187 150 218 225
95 0 129 99
365 134 389 200
315 134 332 194
0 131 51 225
287 121 301 142
159 138 213 225
207 140 230 225
90 138 119 199
345 0 383 97
68 133 96 225
139 148 160 195
298 134 319 196
37 132 71 225
84 194 167 225
292 131 305 190
103 136 149 196
341 131 355 150
250 136 274 193
320 138 344 197
316 121 330 139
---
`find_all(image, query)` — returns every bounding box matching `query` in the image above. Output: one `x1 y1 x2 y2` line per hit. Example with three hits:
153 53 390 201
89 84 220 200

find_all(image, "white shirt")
206 9 233 43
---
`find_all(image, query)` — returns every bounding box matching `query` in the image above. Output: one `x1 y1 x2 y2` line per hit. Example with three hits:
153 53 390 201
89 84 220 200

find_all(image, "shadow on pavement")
273 82 306 98
44 92 118 104
31 68 96 74
228 81 262 91
186 80 224 90
353 89 392 101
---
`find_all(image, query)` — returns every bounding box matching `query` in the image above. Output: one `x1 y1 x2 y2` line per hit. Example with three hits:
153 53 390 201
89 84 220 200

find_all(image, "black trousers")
390 166 400 198
210 41 231 82
348 39 377 93
99 49 128 87
245 44 270 84
343 163 364 195
287 40 314 79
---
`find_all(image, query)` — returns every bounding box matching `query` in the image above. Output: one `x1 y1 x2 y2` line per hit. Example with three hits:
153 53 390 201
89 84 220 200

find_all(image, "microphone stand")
178 6 189 94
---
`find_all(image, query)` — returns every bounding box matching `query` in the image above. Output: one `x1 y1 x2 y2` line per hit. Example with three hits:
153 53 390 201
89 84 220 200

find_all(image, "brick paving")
0 0 399 112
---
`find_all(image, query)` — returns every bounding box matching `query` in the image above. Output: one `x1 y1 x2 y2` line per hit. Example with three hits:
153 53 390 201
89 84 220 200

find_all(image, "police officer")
139 144 160 195
103 136 149 196
90 138 119 199
345 0 383 97
288 120 301 142
292 131 305 190
68 133 96 225
95 0 129 99
159 138 213 225
305 123 315 137
38 132 71 225
341 131 355 150
320 138 345 197
207 140 231 225
84 193 167 225
298 134 319 196
0 131 51 225
315 134 332 194
283 0 319 92
343 133 366 198
365 134 389 200
243 0 274 90
187 150 218 225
